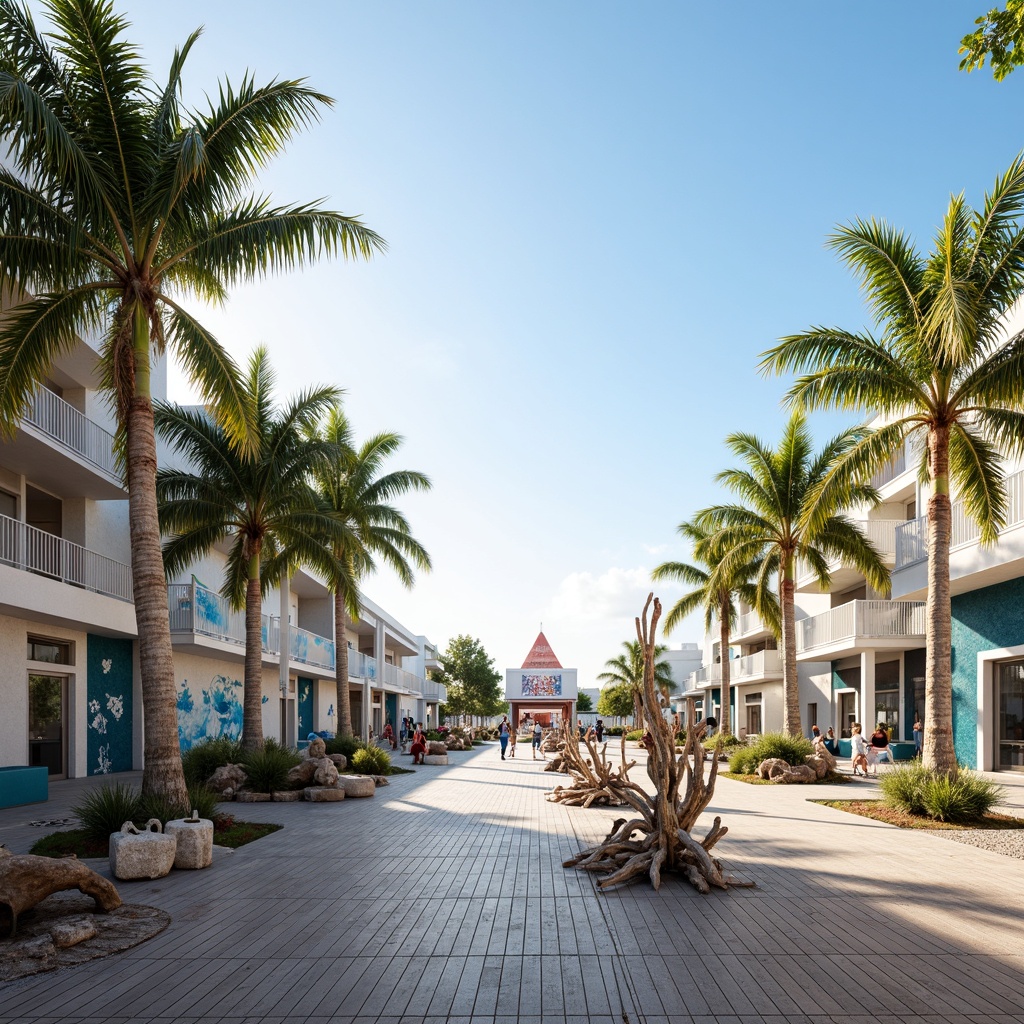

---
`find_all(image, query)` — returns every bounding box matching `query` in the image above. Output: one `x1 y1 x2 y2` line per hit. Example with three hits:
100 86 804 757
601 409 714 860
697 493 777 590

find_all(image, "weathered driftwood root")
0 848 122 938
546 725 635 806
562 595 755 895
757 757 817 783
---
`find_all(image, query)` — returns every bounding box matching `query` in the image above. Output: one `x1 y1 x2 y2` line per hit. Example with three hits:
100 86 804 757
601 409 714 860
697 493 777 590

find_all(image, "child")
508 730 517 758
850 723 869 777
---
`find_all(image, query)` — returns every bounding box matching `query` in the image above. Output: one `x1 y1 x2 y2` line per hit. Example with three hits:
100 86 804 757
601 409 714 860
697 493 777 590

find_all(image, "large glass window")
874 660 899 736
27 636 72 664
997 661 1024 772
29 674 66 776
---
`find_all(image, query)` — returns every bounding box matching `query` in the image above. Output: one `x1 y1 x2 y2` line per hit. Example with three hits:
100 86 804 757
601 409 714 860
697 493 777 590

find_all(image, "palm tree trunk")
924 426 956 773
781 557 801 737
718 602 731 738
242 562 265 751
334 588 353 737
127 309 188 805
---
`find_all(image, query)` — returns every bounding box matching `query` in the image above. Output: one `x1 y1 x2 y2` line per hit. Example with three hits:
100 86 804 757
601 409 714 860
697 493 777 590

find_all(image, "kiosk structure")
505 632 578 730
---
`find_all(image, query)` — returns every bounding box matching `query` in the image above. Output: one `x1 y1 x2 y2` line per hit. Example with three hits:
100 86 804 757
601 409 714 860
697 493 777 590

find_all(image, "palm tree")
0 1 383 799
694 413 889 737
653 522 778 739
597 640 674 725
760 158 1024 770
309 408 431 739
155 348 343 750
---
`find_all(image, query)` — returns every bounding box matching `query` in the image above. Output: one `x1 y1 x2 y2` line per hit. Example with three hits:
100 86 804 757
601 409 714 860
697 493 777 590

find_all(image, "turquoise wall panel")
298 676 314 738
86 635 134 775
950 576 1024 768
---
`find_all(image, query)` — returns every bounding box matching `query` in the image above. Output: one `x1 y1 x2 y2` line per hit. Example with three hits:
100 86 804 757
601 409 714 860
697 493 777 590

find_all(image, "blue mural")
87 635 133 775
177 673 246 750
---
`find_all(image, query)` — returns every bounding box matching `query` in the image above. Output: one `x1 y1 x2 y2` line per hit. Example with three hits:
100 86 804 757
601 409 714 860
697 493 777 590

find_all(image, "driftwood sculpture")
0 847 122 938
564 594 754 894
546 724 637 807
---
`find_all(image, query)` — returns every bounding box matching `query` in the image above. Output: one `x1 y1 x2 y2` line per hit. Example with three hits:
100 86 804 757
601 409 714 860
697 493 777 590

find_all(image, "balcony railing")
735 609 768 637
870 447 908 489
796 599 925 653
0 513 133 602
731 649 782 681
168 582 276 650
290 625 335 670
23 388 120 478
798 519 903 585
895 467 1024 570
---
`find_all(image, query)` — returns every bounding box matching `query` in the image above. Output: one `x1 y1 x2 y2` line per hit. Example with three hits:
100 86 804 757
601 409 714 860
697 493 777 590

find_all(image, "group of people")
497 715 545 760
812 717 925 776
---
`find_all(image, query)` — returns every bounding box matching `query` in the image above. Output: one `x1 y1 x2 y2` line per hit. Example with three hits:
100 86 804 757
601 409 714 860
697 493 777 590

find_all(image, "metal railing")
290 624 334 670
23 388 120 478
796 599 925 653
735 609 767 637
797 520 903 585
895 466 1024 569
870 447 908 489
731 649 783 681
0 513 133 601
348 650 377 679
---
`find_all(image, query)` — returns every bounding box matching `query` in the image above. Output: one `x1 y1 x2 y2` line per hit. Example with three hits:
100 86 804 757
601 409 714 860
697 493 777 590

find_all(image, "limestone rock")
306 736 327 759
287 760 318 786
373 775 390 787
272 790 303 801
0 848 122 938
804 755 829 780
206 763 247 796
164 814 214 870
109 820 177 881
304 786 345 802
312 758 339 787
328 753 348 769
235 791 272 802
426 741 447 756
757 758 817 783
337 775 376 798
49 917 97 949
423 754 448 766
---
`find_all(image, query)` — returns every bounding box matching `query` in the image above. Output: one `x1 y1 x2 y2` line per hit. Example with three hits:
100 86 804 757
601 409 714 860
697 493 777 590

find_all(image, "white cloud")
546 566 658 624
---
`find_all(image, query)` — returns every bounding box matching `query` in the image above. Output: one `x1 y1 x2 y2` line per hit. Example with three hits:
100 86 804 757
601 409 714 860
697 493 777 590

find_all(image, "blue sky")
108 1 1021 685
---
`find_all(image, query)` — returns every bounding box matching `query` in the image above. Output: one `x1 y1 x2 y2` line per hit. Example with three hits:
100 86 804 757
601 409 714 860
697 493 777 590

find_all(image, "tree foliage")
960 1 1024 79
576 691 594 713
437 635 506 720
597 682 635 719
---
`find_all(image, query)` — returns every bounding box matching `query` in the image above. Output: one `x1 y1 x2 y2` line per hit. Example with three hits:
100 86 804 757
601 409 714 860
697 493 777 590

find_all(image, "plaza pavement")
2 742 1024 1024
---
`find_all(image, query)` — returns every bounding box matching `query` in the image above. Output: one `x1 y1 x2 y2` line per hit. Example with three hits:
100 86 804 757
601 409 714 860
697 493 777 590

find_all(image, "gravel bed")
933 828 1024 859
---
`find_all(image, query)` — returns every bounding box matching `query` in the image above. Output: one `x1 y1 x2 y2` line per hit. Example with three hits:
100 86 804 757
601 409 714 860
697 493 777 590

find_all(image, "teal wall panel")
950 576 1024 768
298 676 314 738
86 635 134 775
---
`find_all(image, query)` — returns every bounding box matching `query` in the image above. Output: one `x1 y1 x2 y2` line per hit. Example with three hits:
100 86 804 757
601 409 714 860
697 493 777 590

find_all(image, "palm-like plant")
597 640 674 725
0 0 383 798
309 408 431 739
653 522 779 739
155 348 343 750
694 413 889 737
760 158 1024 770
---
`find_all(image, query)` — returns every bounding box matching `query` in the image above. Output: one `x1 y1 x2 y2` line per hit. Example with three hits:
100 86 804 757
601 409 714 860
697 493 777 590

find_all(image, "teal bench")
0 765 49 808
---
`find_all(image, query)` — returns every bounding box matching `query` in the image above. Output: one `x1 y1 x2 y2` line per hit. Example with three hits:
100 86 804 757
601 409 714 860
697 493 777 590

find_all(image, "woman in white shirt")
849 724 870 777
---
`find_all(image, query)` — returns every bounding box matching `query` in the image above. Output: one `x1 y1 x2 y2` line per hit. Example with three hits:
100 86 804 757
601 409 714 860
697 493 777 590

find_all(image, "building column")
280 568 296 747
369 618 385 742
860 650 875 734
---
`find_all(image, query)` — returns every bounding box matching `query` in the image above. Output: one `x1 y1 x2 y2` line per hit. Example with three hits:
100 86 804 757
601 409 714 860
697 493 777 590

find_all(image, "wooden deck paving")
1 742 1024 1024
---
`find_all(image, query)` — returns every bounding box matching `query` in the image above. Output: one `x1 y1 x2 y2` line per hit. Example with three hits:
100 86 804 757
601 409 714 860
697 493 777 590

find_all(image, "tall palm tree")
0 1 383 799
695 413 889 737
155 348 343 750
597 640 674 725
653 522 779 739
760 157 1024 771
309 408 431 739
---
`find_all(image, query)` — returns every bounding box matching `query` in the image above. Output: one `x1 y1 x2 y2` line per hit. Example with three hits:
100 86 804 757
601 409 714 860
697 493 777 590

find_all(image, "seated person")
824 727 839 755
409 724 427 765
868 724 893 775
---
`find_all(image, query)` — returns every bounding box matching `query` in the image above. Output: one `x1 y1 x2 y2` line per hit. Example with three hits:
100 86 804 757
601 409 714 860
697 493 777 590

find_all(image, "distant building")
504 631 577 728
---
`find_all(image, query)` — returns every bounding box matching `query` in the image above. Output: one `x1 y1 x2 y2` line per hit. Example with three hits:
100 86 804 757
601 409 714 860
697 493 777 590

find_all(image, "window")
807 702 817 728
27 636 72 665
905 499 916 520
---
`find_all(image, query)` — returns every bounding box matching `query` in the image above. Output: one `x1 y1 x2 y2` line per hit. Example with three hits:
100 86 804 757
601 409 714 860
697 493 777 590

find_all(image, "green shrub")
73 782 141 841
881 764 1004 823
325 734 363 760
624 729 644 741
351 746 392 774
729 732 813 775
241 743 302 793
181 736 242 786
604 725 625 736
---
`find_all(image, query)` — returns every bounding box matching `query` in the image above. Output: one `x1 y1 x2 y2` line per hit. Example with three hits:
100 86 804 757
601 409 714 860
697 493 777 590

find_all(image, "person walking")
508 729 517 758
498 715 511 760
532 720 544 760
913 715 924 758
595 719 604 743
850 723 869 777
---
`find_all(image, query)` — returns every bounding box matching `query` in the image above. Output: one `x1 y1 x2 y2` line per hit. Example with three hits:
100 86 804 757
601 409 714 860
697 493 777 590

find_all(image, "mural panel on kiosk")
87 635 134 775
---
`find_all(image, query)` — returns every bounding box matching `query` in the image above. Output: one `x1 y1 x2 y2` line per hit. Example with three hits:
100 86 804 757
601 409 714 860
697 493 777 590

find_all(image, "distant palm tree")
156 348 342 749
761 158 1024 769
309 408 431 739
0 0 383 800
653 521 778 739
695 413 889 737
597 640 674 725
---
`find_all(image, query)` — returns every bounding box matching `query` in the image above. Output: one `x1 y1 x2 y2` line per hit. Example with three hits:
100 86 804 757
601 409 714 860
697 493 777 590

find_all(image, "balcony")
0 513 133 602
796 519 903 593
688 650 782 688
870 446 908 490
290 625 335 671
796 599 925 660
6 388 125 498
732 608 773 641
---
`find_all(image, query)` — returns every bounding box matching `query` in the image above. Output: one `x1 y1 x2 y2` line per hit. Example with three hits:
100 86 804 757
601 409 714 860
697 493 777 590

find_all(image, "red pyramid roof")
522 631 562 669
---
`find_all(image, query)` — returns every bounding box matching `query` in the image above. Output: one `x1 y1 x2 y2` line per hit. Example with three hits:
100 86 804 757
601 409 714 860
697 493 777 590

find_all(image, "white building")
1 329 444 783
